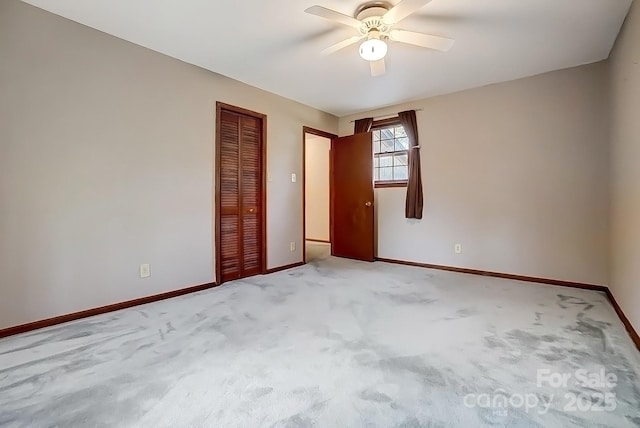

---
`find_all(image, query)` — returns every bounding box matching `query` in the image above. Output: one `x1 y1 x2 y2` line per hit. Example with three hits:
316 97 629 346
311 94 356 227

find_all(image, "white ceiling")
21 0 632 116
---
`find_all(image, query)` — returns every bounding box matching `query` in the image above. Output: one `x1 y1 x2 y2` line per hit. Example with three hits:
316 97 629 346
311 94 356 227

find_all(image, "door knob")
248 208 255 213
365 201 372 207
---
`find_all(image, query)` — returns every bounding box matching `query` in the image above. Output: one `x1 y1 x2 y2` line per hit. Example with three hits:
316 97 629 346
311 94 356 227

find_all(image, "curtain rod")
348 108 423 123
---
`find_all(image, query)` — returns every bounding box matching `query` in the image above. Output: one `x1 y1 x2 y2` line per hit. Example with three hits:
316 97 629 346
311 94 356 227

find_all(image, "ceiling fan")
305 0 454 77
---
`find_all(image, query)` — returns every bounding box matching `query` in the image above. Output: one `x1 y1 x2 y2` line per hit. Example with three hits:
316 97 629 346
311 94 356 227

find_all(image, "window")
373 119 408 187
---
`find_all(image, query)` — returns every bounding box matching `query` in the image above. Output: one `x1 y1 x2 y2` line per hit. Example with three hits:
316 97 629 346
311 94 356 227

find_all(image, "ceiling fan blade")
389 29 454 51
370 59 386 77
382 0 433 25
321 36 363 55
305 6 363 29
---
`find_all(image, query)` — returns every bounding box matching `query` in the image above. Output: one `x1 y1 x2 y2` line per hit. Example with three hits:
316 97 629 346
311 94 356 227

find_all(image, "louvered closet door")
219 109 263 282
240 116 262 276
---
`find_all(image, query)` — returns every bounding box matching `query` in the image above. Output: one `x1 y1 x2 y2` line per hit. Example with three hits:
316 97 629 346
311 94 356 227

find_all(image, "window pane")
395 137 409 150
380 128 394 140
381 139 394 152
379 167 393 181
394 166 408 181
372 123 411 183
394 154 408 166
379 155 393 167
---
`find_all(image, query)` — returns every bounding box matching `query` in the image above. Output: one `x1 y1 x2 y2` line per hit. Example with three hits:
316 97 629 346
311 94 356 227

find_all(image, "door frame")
215 102 267 284
302 126 338 264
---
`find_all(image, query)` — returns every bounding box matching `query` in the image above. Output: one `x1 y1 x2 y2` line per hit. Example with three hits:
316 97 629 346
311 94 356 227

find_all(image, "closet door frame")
215 102 267 285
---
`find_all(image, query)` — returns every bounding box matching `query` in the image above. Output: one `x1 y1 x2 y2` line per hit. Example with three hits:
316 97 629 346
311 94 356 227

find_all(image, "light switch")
268 173 273 182
291 173 297 183
140 263 151 278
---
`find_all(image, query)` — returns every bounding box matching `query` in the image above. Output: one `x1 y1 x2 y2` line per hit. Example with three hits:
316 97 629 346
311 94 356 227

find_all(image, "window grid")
373 123 409 185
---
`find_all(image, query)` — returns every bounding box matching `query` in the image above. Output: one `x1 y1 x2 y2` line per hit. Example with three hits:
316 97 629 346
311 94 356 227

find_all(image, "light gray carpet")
1 255 639 427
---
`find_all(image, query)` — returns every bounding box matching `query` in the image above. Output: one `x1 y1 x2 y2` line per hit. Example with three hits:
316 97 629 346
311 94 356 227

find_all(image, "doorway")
302 127 376 264
215 102 267 284
303 127 336 263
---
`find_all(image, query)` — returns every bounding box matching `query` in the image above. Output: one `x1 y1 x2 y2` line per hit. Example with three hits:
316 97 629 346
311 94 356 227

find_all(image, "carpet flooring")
1 251 639 427
305 241 330 263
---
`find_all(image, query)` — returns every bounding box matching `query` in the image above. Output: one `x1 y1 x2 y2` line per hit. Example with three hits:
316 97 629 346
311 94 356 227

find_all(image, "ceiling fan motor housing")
356 2 391 35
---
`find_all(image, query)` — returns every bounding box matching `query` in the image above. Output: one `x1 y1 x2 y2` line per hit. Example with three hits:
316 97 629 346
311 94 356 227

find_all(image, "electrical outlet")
140 263 151 278
291 173 297 183
290 242 296 252
454 244 462 254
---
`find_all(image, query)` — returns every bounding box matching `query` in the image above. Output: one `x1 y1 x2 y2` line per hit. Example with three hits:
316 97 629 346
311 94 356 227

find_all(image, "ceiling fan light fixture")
306 0 455 76
359 38 388 62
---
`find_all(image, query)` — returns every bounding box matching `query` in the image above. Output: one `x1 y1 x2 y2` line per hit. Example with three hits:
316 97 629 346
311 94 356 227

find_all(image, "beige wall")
305 135 331 242
610 0 640 332
339 63 611 286
0 0 337 329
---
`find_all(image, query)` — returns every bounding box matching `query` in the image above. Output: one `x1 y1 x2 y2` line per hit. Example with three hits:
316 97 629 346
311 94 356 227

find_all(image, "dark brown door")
218 106 264 282
331 133 375 261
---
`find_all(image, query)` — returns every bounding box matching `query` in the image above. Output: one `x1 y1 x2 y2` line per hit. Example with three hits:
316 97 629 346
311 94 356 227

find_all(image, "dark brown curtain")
399 110 423 219
354 118 373 134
